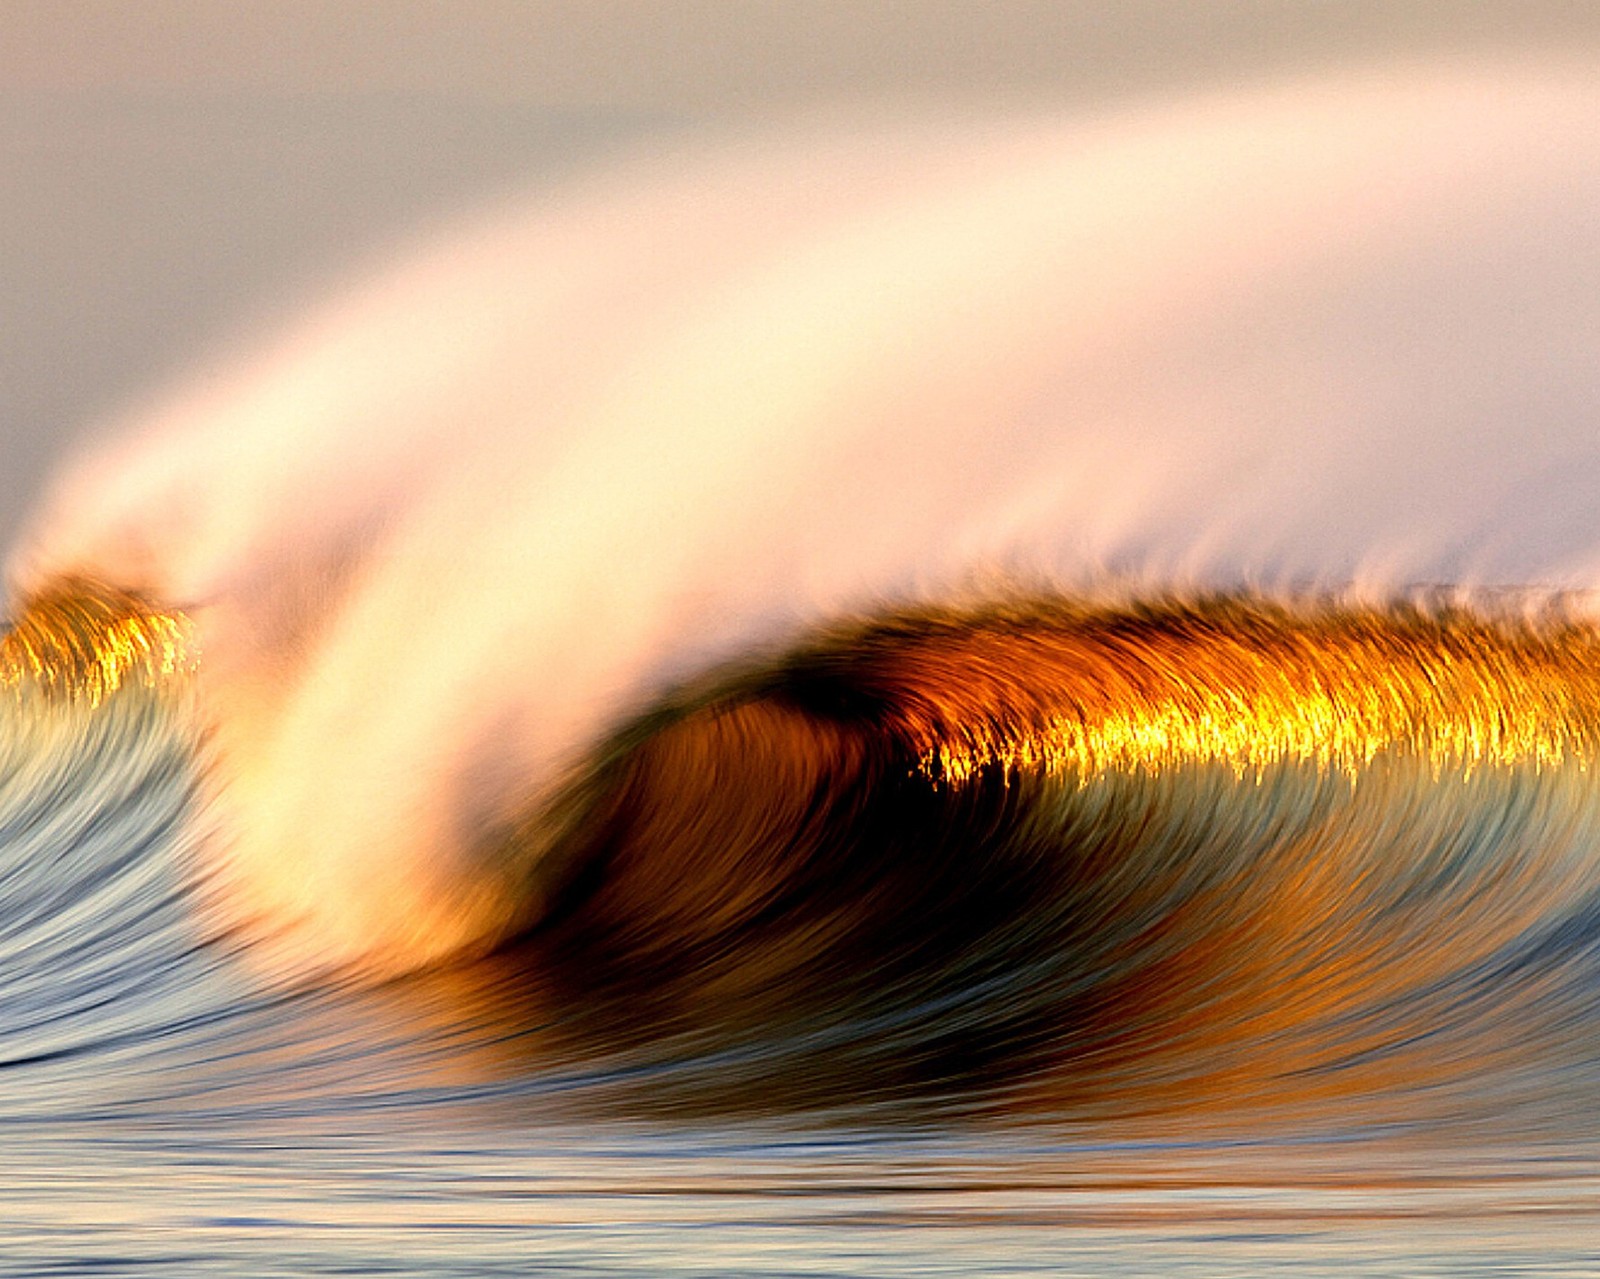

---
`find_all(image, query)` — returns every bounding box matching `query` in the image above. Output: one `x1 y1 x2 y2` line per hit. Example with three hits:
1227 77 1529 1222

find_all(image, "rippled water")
7 612 1600 1277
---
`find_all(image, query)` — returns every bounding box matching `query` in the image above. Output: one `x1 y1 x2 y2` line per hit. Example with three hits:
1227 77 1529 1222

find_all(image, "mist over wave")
11 54 1600 997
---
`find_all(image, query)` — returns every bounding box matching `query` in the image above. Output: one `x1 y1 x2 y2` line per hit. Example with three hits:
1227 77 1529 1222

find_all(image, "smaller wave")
0 580 190 705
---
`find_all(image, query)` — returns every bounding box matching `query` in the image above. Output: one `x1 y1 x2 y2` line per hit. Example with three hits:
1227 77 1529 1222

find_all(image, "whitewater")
5 55 1600 1276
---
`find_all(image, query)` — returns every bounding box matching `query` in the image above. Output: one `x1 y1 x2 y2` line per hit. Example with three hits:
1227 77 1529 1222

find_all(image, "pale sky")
8 2 1600 106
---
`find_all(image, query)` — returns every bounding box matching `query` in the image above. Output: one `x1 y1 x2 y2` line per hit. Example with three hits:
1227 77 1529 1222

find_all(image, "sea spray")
10 60 1600 988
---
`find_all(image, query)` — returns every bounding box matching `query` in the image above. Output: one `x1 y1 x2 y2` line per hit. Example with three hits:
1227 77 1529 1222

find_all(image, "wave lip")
889 599 1600 784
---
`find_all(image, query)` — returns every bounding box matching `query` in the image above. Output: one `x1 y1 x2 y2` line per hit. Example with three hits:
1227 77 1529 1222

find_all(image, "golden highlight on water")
893 600 1600 784
0 580 191 704
21 579 1600 780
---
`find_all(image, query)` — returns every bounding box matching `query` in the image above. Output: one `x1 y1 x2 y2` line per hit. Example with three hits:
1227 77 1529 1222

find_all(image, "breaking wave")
7 56 1600 1147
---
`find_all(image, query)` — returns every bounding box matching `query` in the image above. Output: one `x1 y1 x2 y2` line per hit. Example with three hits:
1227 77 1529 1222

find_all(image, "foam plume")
11 58 1600 974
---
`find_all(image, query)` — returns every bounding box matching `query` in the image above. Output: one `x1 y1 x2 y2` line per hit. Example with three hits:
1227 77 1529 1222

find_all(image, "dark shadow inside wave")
427 600 1600 1130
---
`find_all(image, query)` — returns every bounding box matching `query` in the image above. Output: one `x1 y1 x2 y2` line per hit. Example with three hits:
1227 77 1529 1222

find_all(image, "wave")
8 56 1600 1132
10 581 1600 1134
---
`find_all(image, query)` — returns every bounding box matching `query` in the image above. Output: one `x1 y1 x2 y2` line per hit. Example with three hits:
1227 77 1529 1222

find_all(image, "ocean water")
6 598 1600 1277
10 57 1600 1276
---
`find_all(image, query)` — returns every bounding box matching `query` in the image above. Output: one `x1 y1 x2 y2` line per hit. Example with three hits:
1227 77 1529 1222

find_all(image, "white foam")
16 57 1600 969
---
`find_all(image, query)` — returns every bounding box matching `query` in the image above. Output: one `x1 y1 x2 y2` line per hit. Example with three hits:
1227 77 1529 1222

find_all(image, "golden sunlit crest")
886 601 1600 787
0 578 193 704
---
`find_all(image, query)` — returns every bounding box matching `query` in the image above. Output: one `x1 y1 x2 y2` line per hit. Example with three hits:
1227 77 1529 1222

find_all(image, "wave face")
9 56 1600 1275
